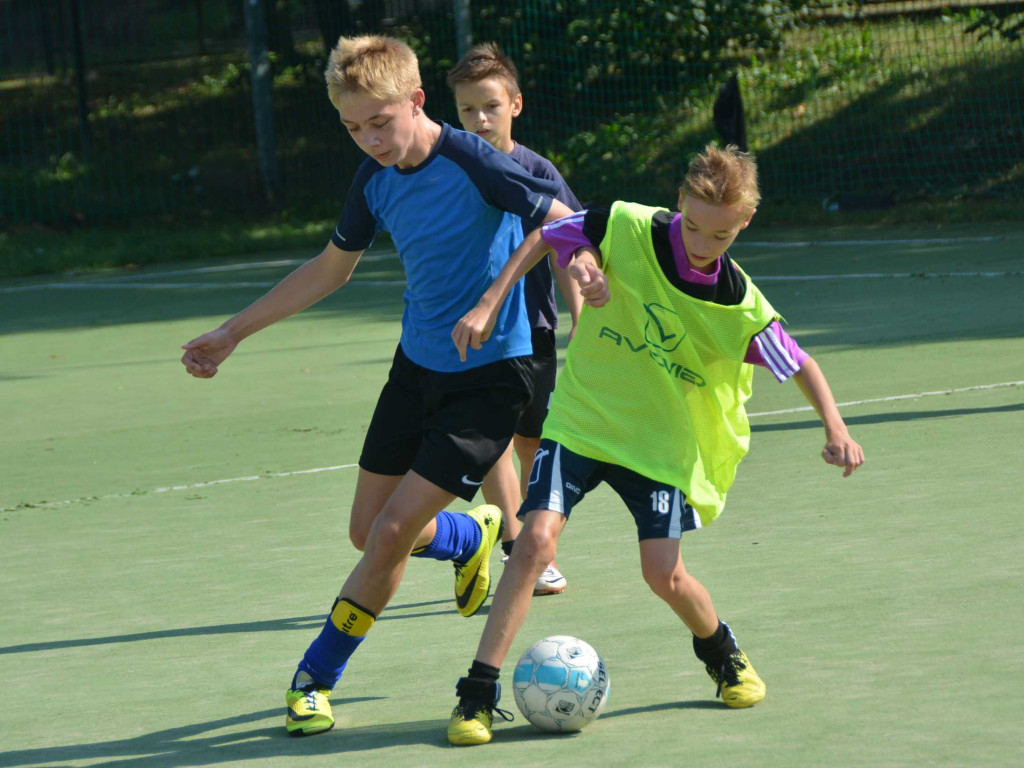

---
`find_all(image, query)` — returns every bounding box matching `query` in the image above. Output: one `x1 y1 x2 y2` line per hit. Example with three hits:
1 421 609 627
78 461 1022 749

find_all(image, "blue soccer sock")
294 598 376 689
409 510 481 564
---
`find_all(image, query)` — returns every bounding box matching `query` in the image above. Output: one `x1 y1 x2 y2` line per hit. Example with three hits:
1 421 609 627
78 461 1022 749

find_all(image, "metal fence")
2 0 1022 225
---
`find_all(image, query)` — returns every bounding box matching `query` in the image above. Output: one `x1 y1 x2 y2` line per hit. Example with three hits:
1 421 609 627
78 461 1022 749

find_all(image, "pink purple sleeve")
745 321 809 382
541 212 592 268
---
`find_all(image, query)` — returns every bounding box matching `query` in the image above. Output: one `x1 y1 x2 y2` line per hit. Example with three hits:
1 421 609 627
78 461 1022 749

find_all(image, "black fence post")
454 0 472 57
242 0 282 206
194 0 206 56
68 0 91 151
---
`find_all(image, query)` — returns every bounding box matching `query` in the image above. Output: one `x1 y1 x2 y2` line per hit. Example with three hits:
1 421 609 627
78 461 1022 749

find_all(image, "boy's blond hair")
324 35 422 110
446 42 521 99
682 144 761 212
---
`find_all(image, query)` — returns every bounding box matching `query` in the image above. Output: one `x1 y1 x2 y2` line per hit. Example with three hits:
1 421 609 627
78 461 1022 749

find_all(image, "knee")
516 523 558 566
642 561 689 600
349 530 367 552
363 514 406 561
349 502 379 552
349 518 369 551
515 438 541 470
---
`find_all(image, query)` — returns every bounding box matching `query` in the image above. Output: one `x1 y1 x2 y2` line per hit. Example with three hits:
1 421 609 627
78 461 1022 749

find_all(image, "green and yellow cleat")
285 680 335 736
705 650 766 708
453 504 502 617
447 678 514 746
448 699 497 746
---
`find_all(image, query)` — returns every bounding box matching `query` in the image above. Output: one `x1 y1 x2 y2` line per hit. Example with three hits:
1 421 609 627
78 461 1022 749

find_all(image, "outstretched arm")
793 356 864 476
181 242 362 378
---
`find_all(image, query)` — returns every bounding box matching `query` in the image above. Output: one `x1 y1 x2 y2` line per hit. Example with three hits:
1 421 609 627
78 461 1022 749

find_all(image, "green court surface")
2 230 1022 767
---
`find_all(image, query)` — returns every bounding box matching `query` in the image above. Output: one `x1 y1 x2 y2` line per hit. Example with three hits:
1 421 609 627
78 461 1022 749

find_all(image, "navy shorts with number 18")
520 439 703 540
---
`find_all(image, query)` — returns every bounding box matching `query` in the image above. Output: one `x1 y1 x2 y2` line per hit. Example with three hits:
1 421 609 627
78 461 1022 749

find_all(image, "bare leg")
348 468 441 553
638 538 719 638
481 441 522 544
513 434 541 501
473 509 566 667
338 470 455 614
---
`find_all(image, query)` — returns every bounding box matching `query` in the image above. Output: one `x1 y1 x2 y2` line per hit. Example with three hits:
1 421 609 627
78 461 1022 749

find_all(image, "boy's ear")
511 92 523 117
411 88 426 113
740 208 756 229
677 189 686 211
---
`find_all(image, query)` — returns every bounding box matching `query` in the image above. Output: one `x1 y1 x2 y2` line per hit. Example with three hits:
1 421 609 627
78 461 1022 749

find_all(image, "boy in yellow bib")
446 144 865 744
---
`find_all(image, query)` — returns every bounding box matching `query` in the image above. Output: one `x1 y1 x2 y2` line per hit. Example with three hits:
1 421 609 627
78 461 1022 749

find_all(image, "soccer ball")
512 635 610 732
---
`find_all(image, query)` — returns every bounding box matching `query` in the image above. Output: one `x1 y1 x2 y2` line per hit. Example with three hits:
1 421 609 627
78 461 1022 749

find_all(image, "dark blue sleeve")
510 145 582 212
553 172 582 212
331 158 383 251
440 132 559 231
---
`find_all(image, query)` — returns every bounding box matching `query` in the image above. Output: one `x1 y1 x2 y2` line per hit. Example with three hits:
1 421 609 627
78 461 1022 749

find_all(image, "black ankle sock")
692 621 738 662
468 660 500 681
501 540 514 557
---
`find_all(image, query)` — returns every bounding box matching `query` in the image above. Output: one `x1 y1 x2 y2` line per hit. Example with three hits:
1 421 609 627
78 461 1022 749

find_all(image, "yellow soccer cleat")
448 699 496 746
705 650 766 708
285 682 335 736
447 678 514 746
453 504 502 617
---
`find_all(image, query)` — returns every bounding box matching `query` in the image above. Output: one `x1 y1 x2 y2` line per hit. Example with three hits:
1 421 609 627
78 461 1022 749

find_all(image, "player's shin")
286 597 377 736
475 545 545 667
296 598 376 689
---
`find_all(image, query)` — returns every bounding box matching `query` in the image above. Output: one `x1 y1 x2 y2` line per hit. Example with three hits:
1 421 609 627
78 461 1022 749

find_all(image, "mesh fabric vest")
543 201 778 525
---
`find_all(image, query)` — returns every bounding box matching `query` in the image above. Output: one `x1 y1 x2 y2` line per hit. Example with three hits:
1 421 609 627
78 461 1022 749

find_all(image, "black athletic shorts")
516 327 558 439
359 344 533 501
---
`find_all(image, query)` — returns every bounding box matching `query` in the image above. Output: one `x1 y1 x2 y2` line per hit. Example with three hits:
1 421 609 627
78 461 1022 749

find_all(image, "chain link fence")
2 0 1022 225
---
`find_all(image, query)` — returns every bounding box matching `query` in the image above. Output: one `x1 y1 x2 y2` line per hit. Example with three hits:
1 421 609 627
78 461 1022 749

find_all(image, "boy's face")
337 89 424 168
453 77 521 153
677 193 755 274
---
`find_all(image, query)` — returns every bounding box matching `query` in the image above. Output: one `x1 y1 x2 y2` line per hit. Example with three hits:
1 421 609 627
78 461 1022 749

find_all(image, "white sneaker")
534 561 567 596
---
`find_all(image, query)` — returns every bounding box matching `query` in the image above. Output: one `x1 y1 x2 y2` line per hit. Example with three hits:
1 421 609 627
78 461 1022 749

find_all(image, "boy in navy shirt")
448 42 583 597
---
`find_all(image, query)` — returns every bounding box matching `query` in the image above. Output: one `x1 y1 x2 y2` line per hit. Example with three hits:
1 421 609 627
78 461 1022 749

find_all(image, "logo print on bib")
643 303 686 352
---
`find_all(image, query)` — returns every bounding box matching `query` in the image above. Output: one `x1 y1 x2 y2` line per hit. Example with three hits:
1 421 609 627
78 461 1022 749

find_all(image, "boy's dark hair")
446 42 521 98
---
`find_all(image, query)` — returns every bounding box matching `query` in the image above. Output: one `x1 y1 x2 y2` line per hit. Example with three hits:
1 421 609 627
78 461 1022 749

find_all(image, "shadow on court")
0 704 483 767
751 400 1024 434
0 599 455 656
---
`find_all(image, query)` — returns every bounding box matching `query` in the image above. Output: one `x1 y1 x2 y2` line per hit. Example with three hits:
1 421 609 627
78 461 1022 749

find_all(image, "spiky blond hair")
324 35 421 109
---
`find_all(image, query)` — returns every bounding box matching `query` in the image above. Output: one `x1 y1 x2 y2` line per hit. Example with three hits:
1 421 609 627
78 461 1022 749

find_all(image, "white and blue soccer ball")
512 635 610 732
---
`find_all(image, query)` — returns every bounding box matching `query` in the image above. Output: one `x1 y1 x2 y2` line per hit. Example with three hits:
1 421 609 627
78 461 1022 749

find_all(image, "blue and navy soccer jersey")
509 143 582 332
331 122 559 372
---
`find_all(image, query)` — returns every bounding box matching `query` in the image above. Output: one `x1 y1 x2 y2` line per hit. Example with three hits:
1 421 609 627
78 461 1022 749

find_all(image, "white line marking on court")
5 380 1022 514
4 236 1021 294
0 279 408 292
4 269 1019 294
739 235 1012 247
748 380 1024 417
2 464 359 513
0 251 401 294
756 271 1020 281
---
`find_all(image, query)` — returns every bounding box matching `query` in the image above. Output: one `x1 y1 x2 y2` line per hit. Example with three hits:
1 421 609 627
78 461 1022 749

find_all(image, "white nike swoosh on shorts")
461 475 483 486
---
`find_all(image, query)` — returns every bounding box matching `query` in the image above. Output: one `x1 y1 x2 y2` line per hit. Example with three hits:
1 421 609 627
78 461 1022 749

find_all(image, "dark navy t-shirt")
331 123 559 372
508 143 581 332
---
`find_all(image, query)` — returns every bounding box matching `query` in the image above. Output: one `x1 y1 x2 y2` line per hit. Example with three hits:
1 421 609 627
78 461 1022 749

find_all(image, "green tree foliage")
964 5 1024 43
473 0 805 115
